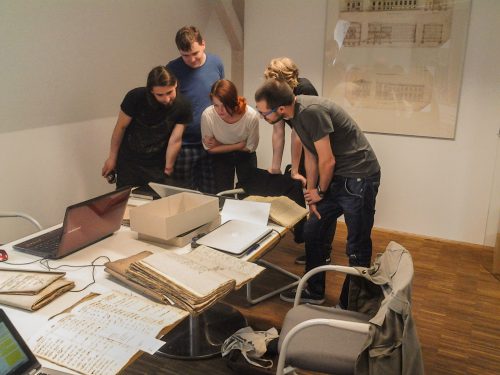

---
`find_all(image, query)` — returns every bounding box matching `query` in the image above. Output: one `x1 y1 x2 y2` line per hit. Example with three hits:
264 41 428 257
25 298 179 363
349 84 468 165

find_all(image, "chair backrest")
355 241 424 375
0 211 42 245
378 241 414 299
347 241 414 317
0 211 42 231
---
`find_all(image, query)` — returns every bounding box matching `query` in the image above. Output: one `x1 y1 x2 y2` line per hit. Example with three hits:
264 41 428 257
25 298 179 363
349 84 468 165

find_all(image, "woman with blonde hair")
264 57 318 96
201 79 259 192
264 57 318 181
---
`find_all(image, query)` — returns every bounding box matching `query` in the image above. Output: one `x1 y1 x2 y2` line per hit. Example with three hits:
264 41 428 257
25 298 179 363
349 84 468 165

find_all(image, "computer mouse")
0 249 8 262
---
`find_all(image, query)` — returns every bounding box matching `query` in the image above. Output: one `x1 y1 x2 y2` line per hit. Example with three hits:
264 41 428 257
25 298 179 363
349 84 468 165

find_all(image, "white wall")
1 0 498 246
0 0 231 243
245 0 500 245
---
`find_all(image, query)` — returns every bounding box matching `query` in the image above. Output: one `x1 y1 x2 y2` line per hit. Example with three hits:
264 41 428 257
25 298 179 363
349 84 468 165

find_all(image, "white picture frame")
322 0 471 139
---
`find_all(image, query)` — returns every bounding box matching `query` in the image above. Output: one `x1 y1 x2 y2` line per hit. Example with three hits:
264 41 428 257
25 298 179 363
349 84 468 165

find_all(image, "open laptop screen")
57 187 131 258
0 309 40 375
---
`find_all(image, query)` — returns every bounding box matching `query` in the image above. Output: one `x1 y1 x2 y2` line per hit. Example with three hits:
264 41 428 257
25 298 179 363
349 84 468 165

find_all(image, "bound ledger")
105 246 265 314
29 290 188 375
0 269 74 311
244 195 308 228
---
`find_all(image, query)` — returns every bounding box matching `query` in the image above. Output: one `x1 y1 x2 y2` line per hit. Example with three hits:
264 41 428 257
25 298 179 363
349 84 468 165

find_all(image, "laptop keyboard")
14 228 63 253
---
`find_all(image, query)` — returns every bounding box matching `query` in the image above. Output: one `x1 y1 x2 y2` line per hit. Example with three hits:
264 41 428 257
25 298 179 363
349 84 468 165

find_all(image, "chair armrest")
276 317 370 375
0 211 43 231
216 188 245 198
294 265 367 306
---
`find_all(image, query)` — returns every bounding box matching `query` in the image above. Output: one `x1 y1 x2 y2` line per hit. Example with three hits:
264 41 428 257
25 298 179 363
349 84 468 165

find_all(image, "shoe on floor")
294 255 306 265
294 255 331 265
280 288 325 305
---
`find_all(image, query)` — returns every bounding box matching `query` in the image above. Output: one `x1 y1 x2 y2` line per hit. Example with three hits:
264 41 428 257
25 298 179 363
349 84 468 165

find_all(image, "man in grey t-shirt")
255 79 380 306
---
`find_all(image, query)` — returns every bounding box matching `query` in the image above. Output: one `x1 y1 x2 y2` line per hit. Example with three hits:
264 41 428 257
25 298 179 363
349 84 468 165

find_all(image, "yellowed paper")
185 245 264 289
0 278 74 311
244 195 308 228
0 269 66 294
29 290 187 375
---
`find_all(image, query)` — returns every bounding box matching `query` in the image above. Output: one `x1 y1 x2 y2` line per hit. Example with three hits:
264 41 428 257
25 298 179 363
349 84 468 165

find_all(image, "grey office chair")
276 241 424 375
216 188 245 199
0 211 42 244
0 211 42 231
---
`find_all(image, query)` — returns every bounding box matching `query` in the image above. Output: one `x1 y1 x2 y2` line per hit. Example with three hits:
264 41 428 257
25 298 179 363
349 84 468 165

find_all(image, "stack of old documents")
105 246 264 314
0 269 74 311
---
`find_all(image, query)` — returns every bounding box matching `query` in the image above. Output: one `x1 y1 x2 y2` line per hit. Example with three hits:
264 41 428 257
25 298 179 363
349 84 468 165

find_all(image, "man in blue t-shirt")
167 26 225 193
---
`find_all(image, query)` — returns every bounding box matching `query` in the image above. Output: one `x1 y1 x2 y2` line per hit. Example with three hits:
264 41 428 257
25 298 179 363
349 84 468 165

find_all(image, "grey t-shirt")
290 95 380 177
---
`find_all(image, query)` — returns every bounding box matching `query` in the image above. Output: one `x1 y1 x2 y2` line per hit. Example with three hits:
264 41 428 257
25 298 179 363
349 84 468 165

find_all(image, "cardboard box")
139 215 221 247
130 192 219 241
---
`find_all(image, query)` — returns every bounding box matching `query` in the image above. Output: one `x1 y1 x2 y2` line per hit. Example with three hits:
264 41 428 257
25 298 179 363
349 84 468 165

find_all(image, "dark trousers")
304 171 381 303
116 157 194 190
173 145 216 194
116 158 167 189
237 168 303 204
212 151 257 193
236 167 308 243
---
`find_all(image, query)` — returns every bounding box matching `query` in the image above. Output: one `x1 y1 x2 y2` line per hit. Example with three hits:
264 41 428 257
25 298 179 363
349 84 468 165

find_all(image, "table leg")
246 259 300 305
155 302 247 359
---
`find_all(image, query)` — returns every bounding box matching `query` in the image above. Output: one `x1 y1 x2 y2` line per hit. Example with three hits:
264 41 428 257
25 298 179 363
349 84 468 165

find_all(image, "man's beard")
268 115 284 125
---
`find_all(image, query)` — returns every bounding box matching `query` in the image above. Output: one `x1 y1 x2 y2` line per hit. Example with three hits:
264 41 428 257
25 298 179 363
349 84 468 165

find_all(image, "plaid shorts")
173 145 216 194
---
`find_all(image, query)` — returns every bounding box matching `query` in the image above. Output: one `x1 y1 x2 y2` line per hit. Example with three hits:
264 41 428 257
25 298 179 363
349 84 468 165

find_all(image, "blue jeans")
303 171 380 298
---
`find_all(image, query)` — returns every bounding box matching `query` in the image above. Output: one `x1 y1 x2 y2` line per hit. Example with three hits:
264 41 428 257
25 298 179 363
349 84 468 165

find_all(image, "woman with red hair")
201 79 259 192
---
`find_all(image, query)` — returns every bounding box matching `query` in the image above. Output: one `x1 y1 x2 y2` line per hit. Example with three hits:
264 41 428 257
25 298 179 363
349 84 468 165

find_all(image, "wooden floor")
124 224 500 374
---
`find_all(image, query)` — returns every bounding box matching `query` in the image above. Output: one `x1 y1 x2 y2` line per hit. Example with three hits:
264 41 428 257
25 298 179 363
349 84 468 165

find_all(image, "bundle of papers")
0 269 74 311
106 246 264 314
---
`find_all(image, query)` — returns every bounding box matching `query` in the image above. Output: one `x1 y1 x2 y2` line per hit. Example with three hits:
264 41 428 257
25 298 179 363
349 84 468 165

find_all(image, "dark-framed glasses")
259 108 277 119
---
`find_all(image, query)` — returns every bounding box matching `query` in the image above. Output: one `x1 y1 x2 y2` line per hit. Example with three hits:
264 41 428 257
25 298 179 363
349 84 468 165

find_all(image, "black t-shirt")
118 87 192 164
294 77 318 96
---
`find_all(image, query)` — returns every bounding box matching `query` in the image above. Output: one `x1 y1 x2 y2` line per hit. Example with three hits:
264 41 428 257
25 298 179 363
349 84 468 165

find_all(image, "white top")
201 105 260 152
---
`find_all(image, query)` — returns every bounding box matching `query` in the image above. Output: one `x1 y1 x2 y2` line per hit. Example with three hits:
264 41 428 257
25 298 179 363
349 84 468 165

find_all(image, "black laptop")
0 308 71 374
13 187 131 259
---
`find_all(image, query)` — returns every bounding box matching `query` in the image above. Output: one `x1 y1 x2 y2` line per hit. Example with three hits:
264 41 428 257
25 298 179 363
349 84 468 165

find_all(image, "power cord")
3 258 49 266
2 255 111 293
40 256 111 292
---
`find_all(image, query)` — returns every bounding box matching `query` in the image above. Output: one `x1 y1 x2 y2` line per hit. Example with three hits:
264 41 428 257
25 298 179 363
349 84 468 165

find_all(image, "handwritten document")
0 269 65 294
185 245 264 288
136 251 235 298
29 290 188 375
126 246 265 314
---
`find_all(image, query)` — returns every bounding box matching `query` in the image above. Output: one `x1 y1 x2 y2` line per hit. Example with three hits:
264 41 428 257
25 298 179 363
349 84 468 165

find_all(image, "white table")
0 221 287 365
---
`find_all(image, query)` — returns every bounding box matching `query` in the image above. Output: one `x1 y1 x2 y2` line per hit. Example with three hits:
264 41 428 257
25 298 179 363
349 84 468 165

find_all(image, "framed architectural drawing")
323 0 471 139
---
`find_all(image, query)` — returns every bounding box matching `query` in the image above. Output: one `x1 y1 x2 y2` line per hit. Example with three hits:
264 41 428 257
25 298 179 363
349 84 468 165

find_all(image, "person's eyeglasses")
259 108 277 119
